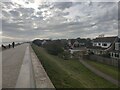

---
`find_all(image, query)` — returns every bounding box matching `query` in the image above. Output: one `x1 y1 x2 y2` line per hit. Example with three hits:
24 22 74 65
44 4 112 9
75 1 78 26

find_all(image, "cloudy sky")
0 0 119 42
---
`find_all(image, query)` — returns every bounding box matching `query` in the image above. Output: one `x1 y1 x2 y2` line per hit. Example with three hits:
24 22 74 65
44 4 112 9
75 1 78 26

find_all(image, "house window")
115 53 119 58
102 43 107 46
93 43 97 46
111 53 113 56
98 43 101 46
119 43 120 50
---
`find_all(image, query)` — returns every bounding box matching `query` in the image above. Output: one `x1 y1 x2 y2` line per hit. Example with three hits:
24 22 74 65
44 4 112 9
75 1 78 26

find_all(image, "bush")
62 51 71 60
32 39 42 46
44 41 64 55
72 51 80 59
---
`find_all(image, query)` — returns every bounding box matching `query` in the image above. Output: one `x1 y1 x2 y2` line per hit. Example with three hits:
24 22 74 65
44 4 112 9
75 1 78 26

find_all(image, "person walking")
8 44 11 48
12 42 15 48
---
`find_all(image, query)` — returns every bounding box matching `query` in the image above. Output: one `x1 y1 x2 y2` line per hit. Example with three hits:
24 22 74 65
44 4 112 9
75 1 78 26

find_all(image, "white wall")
115 43 119 51
93 42 111 48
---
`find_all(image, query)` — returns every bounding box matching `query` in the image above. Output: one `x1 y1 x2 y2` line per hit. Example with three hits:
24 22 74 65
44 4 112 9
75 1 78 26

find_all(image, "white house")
90 36 120 59
92 36 117 49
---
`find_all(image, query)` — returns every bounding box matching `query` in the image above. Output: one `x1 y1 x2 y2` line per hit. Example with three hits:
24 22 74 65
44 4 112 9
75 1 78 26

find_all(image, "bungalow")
92 36 116 48
88 36 120 59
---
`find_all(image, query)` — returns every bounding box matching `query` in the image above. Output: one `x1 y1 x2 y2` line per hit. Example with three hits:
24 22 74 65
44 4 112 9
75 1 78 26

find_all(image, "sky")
0 0 119 42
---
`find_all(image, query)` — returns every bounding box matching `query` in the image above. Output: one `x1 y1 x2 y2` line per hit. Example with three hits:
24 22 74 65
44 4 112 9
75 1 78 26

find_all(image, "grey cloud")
95 3 118 22
54 2 73 10
2 10 10 17
14 8 35 19
2 2 14 9
1 1 118 42
9 10 20 17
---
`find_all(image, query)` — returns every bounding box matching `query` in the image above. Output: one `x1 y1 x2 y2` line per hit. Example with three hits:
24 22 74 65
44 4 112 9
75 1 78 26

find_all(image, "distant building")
92 36 116 48
88 36 120 59
68 38 90 49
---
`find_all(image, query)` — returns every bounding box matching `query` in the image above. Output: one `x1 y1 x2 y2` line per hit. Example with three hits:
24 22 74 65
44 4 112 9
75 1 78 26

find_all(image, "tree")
32 39 42 46
59 51 71 60
44 40 64 55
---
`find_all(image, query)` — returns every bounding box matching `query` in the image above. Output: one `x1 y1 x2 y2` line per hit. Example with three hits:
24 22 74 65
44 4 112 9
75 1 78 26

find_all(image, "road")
2 43 35 88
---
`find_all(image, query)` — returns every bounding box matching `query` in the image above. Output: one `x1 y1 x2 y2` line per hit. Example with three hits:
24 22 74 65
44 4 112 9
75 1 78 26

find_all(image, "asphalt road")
2 43 30 88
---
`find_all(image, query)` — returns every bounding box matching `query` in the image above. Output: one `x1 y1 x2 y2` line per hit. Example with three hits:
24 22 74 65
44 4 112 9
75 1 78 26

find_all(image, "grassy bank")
85 60 119 80
32 44 117 88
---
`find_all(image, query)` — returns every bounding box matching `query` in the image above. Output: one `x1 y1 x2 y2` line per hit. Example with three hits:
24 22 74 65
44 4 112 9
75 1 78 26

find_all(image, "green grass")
32 44 117 88
85 60 119 80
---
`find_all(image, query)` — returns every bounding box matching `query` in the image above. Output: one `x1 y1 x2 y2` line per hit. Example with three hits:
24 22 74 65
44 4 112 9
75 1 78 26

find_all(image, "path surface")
79 59 119 86
2 43 54 88
15 46 35 88
2 44 31 88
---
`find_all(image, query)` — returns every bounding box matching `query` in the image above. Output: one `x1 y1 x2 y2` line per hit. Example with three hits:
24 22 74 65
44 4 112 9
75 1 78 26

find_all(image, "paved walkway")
2 43 54 88
15 46 35 88
79 59 119 86
2 44 29 88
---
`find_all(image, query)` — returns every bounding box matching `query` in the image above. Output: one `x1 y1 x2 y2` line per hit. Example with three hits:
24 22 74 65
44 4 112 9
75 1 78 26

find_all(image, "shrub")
44 41 64 55
62 51 71 60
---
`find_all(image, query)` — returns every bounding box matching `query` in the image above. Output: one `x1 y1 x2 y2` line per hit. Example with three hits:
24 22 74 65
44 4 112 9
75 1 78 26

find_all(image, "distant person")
12 42 15 48
2 44 6 49
8 44 11 48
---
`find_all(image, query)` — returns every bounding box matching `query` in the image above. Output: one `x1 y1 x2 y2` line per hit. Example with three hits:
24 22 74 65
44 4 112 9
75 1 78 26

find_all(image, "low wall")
84 55 119 67
30 46 55 88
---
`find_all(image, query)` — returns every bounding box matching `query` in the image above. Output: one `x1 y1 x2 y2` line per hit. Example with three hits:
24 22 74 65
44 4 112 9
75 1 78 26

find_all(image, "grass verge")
85 60 119 80
32 44 117 88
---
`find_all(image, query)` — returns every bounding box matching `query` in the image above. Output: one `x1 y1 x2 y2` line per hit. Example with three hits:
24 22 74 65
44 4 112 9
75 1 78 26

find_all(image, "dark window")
119 43 120 50
102 43 107 46
111 53 113 56
115 53 119 57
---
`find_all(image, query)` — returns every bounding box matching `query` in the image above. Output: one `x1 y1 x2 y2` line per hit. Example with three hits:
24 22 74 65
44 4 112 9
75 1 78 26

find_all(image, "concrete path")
2 44 29 88
15 46 35 88
2 43 54 88
79 59 119 86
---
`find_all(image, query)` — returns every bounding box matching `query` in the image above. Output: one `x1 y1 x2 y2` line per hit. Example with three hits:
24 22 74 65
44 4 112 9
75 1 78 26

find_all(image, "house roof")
77 38 87 43
68 39 76 45
93 36 117 43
